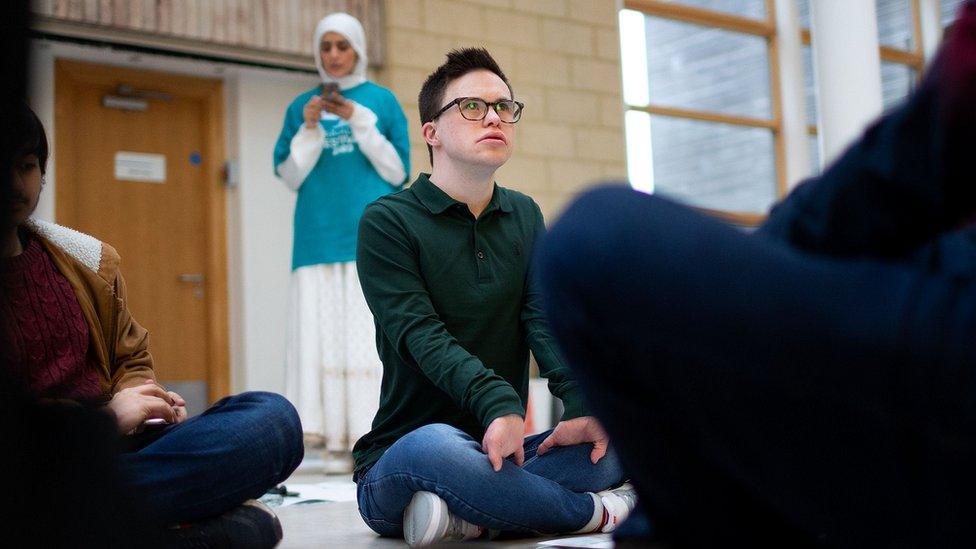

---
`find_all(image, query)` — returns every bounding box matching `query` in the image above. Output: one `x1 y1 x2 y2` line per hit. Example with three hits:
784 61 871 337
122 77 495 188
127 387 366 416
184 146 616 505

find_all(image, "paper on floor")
279 480 358 506
537 534 613 547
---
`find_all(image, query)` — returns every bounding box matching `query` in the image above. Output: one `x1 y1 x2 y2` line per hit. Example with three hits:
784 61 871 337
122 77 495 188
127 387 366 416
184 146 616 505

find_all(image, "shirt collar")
412 173 458 214
412 173 514 216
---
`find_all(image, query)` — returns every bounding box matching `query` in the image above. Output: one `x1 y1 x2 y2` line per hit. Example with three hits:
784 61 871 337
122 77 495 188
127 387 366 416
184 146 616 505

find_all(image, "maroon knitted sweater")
0 234 102 401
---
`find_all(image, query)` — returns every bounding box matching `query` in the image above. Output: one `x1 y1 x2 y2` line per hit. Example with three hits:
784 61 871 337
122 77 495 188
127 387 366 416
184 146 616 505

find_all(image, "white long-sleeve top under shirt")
276 102 406 191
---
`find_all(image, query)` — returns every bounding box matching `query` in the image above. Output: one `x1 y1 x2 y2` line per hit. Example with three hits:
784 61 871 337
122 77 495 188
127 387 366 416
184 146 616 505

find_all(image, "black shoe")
168 500 283 548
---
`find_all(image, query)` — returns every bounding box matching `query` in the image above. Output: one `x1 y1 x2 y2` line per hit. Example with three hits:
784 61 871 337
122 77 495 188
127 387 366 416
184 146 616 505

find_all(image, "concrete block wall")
378 0 626 221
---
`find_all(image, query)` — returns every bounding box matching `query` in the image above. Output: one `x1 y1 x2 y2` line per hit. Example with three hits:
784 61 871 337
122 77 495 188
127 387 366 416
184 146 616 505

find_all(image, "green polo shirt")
352 173 589 476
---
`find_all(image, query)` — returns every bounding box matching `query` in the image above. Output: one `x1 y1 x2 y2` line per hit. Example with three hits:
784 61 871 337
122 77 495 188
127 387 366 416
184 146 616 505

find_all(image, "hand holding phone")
304 98 324 128
320 84 354 120
321 82 340 100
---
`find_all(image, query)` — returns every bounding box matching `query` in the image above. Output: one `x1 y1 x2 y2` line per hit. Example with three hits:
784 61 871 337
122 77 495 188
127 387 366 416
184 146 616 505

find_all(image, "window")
876 0 915 50
942 0 968 26
620 0 938 216
798 0 923 173
663 0 767 19
620 1 781 219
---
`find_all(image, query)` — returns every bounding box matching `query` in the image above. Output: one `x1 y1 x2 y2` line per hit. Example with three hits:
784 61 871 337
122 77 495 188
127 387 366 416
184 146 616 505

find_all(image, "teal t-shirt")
273 82 410 270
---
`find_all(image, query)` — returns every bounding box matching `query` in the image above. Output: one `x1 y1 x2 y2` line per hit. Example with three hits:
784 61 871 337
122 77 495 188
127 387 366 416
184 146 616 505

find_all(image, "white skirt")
284 262 382 452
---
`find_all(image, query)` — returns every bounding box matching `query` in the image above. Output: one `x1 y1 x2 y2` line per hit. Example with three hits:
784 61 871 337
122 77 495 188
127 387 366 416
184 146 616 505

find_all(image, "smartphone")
321 82 339 100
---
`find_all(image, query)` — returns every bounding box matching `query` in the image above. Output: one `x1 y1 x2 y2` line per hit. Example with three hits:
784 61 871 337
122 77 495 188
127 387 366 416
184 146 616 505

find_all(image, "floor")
276 501 616 548
273 454 617 548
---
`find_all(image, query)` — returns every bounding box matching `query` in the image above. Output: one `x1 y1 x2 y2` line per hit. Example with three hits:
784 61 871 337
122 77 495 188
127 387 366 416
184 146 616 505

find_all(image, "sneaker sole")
403 491 447 547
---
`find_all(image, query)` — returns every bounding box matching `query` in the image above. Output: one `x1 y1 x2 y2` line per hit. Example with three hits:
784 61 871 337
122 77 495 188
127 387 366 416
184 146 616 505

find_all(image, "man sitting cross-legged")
352 48 637 547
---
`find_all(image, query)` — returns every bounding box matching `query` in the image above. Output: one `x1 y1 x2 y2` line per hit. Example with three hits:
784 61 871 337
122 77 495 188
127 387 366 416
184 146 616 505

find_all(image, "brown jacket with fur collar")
25 219 156 400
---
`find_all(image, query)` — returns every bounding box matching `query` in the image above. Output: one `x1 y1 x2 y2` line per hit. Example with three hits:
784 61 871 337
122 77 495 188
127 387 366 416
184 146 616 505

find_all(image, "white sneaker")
402 491 484 547
597 483 638 533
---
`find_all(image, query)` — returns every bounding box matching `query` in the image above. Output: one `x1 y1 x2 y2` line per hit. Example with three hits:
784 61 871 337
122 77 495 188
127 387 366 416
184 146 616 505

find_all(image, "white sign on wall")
115 151 166 183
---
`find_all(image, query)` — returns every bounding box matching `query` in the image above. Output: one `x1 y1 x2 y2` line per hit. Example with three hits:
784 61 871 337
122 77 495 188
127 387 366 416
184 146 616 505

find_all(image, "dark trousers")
537 3 976 546
119 391 304 524
540 187 976 547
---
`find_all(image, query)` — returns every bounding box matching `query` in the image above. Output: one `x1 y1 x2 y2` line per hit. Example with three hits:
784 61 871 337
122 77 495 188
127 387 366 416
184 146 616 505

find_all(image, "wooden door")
54 59 228 411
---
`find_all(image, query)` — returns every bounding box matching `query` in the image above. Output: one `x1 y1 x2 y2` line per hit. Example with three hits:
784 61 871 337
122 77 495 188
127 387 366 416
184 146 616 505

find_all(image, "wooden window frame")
623 0 785 227
623 0 925 225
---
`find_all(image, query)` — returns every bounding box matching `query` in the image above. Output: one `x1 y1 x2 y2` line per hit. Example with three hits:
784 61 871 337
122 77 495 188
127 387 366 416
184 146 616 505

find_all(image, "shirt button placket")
473 223 489 282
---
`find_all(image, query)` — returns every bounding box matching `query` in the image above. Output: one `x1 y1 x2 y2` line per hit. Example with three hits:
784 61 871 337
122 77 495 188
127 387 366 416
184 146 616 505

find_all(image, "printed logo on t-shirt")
322 119 357 157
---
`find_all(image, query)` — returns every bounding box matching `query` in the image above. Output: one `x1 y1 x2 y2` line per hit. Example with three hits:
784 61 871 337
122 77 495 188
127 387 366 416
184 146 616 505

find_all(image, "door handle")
178 273 206 299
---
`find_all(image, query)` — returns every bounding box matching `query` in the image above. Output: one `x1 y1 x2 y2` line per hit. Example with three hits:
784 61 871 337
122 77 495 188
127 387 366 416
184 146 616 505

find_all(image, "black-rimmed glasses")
432 97 524 123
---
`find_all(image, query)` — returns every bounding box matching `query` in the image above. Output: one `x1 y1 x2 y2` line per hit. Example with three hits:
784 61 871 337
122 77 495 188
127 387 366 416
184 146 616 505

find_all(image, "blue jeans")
356 423 625 536
118 391 304 524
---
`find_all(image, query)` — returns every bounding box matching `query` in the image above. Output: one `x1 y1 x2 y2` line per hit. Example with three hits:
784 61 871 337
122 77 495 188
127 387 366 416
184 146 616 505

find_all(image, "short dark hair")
418 48 513 165
10 102 49 174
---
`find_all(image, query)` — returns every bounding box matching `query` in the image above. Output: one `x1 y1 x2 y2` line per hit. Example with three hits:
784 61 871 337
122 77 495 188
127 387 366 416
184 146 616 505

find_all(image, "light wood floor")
277 454 617 548
276 501 616 548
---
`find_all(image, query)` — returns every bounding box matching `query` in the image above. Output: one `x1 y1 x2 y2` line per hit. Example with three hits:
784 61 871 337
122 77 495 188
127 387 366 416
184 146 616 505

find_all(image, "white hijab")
313 13 368 91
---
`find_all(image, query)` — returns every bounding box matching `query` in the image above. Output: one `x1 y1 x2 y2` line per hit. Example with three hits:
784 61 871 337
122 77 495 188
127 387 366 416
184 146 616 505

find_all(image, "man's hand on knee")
537 416 610 464
482 414 525 472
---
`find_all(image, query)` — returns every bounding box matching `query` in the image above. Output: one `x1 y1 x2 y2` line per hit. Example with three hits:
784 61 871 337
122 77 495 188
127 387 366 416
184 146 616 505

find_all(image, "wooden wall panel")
33 0 384 68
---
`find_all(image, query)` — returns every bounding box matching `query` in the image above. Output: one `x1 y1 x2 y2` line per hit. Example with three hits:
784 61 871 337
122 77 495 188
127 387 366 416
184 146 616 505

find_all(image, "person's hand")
322 92 355 120
167 389 188 424
536 416 610 464
303 96 324 128
482 414 525 472
107 380 179 434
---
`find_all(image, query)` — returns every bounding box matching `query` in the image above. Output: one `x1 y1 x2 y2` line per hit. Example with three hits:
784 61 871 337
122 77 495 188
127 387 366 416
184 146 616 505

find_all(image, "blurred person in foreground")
538 2 976 547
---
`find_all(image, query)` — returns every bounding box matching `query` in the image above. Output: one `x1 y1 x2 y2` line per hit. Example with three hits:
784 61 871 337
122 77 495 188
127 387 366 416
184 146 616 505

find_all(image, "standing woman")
273 12 410 465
